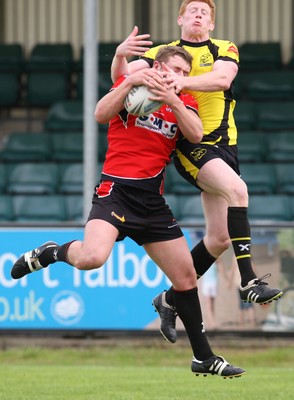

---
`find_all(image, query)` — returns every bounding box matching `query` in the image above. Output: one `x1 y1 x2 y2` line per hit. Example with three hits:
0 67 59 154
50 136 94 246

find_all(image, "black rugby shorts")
88 181 183 245
174 143 240 190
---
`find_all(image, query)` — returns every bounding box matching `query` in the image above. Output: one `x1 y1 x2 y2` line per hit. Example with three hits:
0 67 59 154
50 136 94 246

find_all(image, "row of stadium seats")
0 41 292 75
1 130 294 164
0 194 83 222
38 99 294 133
234 70 294 101
0 42 116 109
234 101 294 131
165 162 294 195
166 194 294 223
0 162 101 195
1 41 294 109
0 161 293 197
0 131 108 163
1 193 294 223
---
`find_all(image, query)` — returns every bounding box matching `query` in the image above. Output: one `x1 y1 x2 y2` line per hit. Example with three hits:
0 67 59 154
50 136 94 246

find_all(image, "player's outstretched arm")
111 26 151 82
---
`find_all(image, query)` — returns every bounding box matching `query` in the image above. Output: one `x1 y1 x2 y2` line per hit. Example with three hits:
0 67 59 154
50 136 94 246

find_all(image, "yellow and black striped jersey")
143 38 239 146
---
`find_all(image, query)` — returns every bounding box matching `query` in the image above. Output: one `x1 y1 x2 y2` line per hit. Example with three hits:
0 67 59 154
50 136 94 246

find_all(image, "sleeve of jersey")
111 75 126 90
181 93 199 114
140 45 162 66
218 41 239 65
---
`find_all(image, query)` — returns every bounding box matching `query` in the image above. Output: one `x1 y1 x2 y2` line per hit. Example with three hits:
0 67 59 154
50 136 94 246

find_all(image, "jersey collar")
179 38 211 47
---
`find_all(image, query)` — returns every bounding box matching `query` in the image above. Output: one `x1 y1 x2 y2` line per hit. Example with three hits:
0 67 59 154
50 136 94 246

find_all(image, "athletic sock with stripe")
227 206 256 287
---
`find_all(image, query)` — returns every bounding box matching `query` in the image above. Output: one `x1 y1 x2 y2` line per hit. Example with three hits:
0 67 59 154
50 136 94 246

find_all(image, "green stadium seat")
266 132 294 162
51 131 107 162
26 72 71 106
13 195 67 222
52 133 83 162
44 100 83 131
75 42 120 73
0 43 24 73
239 42 282 71
98 42 120 72
59 163 83 194
288 197 294 220
76 71 112 100
275 164 294 194
233 72 252 100
256 102 294 131
177 194 204 223
25 43 73 72
234 101 256 130
0 42 23 107
248 195 291 221
0 132 51 162
7 163 59 194
286 45 294 70
64 195 84 221
240 163 276 194
165 162 195 194
25 43 74 107
0 195 14 221
0 72 21 107
237 131 266 162
0 163 7 193
246 71 294 101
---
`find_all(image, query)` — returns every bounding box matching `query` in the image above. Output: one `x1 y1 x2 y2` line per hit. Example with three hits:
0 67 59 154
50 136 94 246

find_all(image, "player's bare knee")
209 236 230 256
230 180 248 206
74 254 105 270
174 268 197 290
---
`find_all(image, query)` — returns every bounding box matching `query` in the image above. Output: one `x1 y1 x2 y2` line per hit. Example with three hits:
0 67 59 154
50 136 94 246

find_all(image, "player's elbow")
221 78 232 91
94 105 108 124
219 71 235 91
189 127 203 144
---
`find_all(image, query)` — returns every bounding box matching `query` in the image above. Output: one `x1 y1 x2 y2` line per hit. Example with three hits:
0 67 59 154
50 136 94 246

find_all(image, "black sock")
173 287 214 361
227 207 256 286
191 239 216 278
56 241 76 263
165 287 175 308
38 241 75 267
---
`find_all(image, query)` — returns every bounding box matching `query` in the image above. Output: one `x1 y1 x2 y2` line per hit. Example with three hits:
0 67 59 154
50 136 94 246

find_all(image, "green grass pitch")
0 339 293 400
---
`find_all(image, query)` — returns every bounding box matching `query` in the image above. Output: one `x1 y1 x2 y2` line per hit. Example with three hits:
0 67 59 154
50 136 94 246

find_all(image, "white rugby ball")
124 85 163 116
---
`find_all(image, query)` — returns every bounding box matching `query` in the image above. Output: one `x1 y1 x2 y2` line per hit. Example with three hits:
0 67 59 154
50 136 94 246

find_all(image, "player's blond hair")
179 0 216 22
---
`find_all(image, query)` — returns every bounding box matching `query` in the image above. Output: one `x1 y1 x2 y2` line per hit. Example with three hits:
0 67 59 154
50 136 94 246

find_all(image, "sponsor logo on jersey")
135 114 178 139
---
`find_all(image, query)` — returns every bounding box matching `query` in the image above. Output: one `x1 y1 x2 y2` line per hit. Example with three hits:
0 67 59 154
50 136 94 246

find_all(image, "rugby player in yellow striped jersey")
111 0 283 345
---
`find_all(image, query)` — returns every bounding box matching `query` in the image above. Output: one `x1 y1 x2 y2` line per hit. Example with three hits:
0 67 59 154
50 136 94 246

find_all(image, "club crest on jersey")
190 148 207 161
135 114 178 139
200 53 213 67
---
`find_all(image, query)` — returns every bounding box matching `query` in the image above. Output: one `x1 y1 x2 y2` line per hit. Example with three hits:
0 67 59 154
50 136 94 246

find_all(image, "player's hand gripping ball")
124 85 163 116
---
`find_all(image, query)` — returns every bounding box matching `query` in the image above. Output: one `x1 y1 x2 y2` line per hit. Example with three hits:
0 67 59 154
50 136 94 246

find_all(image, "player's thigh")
143 237 197 290
197 158 246 201
82 219 119 263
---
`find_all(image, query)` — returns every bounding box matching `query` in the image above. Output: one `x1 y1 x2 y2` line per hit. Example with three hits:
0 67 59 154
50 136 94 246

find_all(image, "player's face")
165 55 191 77
178 1 215 41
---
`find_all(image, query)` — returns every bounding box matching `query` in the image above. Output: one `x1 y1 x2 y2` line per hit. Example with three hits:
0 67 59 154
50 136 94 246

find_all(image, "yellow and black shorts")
173 142 240 191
